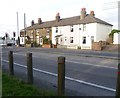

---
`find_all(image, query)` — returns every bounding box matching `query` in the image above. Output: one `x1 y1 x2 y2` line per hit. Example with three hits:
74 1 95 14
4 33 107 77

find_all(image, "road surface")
1 47 119 96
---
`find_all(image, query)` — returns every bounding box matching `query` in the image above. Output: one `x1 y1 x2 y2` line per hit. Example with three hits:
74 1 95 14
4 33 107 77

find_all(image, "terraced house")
20 8 113 49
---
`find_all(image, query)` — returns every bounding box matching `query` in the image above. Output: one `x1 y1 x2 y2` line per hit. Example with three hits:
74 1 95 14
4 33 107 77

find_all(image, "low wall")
42 44 51 48
57 45 67 49
67 45 78 49
92 41 108 51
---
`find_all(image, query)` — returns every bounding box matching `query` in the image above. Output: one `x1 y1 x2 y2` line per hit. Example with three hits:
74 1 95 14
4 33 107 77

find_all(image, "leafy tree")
109 29 120 37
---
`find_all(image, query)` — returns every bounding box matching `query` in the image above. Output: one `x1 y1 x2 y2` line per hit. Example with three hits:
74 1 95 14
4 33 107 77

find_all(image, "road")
1 47 119 96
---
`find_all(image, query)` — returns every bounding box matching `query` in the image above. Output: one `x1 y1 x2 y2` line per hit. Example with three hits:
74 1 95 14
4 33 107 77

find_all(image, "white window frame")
70 25 74 32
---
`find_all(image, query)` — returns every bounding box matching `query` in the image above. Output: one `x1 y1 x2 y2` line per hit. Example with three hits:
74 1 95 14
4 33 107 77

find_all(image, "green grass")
2 73 55 96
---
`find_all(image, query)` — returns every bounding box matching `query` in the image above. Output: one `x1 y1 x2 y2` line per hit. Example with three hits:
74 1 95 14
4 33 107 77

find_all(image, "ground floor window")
65 37 67 41
83 37 86 44
91 36 94 43
70 37 73 43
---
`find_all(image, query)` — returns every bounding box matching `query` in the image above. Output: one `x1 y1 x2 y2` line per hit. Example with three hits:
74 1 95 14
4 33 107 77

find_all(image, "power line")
103 1 120 10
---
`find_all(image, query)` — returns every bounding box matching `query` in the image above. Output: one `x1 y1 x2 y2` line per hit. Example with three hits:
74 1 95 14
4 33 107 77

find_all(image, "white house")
52 8 113 49
23 8 113 49
113 33 120 44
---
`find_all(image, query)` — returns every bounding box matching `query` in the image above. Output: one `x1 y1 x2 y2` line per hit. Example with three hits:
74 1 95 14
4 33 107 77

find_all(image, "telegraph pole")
17 12 19 37
118 1 120 30
24 13 26 47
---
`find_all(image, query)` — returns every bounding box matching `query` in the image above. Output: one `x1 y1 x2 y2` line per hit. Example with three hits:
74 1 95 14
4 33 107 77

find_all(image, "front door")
64 37 67 45
56 38 59 45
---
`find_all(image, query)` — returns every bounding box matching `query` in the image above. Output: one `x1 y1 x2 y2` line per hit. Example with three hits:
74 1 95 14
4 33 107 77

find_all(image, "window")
70 25 74 32
22 38 23 42
40 38 43 43
70 37 73 43
91 36 94 43
83 37 86 44
61 38 62 42
65 37 67 41
56 27 58 33
83 24 86 31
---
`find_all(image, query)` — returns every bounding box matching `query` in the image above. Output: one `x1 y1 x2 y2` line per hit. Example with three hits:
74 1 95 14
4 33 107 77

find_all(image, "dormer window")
56 27 58 33
70 25 74 32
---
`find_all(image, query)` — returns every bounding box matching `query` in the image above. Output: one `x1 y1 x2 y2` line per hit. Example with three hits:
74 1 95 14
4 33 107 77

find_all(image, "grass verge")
2 73 55 96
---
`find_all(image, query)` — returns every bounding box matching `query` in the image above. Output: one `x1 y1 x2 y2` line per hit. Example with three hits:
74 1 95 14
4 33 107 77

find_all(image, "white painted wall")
80 23 97 49
52 23 112 49
96 23 112 42
52 25 79 47
113 33 120 44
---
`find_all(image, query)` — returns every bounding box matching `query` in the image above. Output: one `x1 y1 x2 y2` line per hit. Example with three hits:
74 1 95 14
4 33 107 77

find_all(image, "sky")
0 0 119 38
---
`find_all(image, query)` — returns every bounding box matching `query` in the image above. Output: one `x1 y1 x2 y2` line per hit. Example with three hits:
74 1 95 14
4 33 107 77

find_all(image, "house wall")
113 33 120 44
96 23 112 42
80 23 97 49
52 25 80 48
52 23 112 49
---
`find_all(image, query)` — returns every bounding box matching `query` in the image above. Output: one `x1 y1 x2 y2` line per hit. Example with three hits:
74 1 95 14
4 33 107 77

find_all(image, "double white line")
2 59 116 92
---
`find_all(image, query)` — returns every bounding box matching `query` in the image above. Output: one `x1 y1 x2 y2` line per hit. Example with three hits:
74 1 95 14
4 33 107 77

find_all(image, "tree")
109 29 120 37
108 29 120 44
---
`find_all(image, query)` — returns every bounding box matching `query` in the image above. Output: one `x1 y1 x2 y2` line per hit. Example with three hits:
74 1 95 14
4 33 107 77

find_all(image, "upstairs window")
65 37 67 41
70 37 74 43
83 24 86 31
56 27 58 33
70 25 74 32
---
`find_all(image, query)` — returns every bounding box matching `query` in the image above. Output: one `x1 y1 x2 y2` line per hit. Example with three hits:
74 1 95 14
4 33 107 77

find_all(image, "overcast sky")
0 0 119 37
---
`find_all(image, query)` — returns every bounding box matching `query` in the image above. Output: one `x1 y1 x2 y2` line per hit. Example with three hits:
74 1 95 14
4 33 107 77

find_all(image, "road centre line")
66 60 117 69
14 53 117 70
2 59 116 92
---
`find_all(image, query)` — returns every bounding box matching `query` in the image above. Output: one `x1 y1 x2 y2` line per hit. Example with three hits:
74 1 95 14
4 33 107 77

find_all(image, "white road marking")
66 60 117 69
2 59 116 92
14 53 117 69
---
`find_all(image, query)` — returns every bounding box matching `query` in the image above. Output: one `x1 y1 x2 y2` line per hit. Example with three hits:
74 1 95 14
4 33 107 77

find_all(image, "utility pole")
103 1 120 29
17 12 19 37
24 13 26 47
16 12 20 46
117 1 119 30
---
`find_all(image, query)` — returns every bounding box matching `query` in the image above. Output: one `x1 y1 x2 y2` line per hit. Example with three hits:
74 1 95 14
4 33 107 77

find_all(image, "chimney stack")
90 11 95 16
80 8 86 20
31 20 34 26
38 18 42 25
56 13 60 22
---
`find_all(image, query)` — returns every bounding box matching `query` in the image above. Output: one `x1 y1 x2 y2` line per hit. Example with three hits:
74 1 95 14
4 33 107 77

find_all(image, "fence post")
27 53 33 84
58 56 65 96
8 51 14 76
116 63 120 97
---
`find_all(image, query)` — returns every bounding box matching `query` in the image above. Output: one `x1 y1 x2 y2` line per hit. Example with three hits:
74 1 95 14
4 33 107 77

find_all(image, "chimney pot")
81 8 86 11
38 18 42 25
80 8 86 20
90 11 95 16
31 20 34 26
56 13 60 16
56 12 60 22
